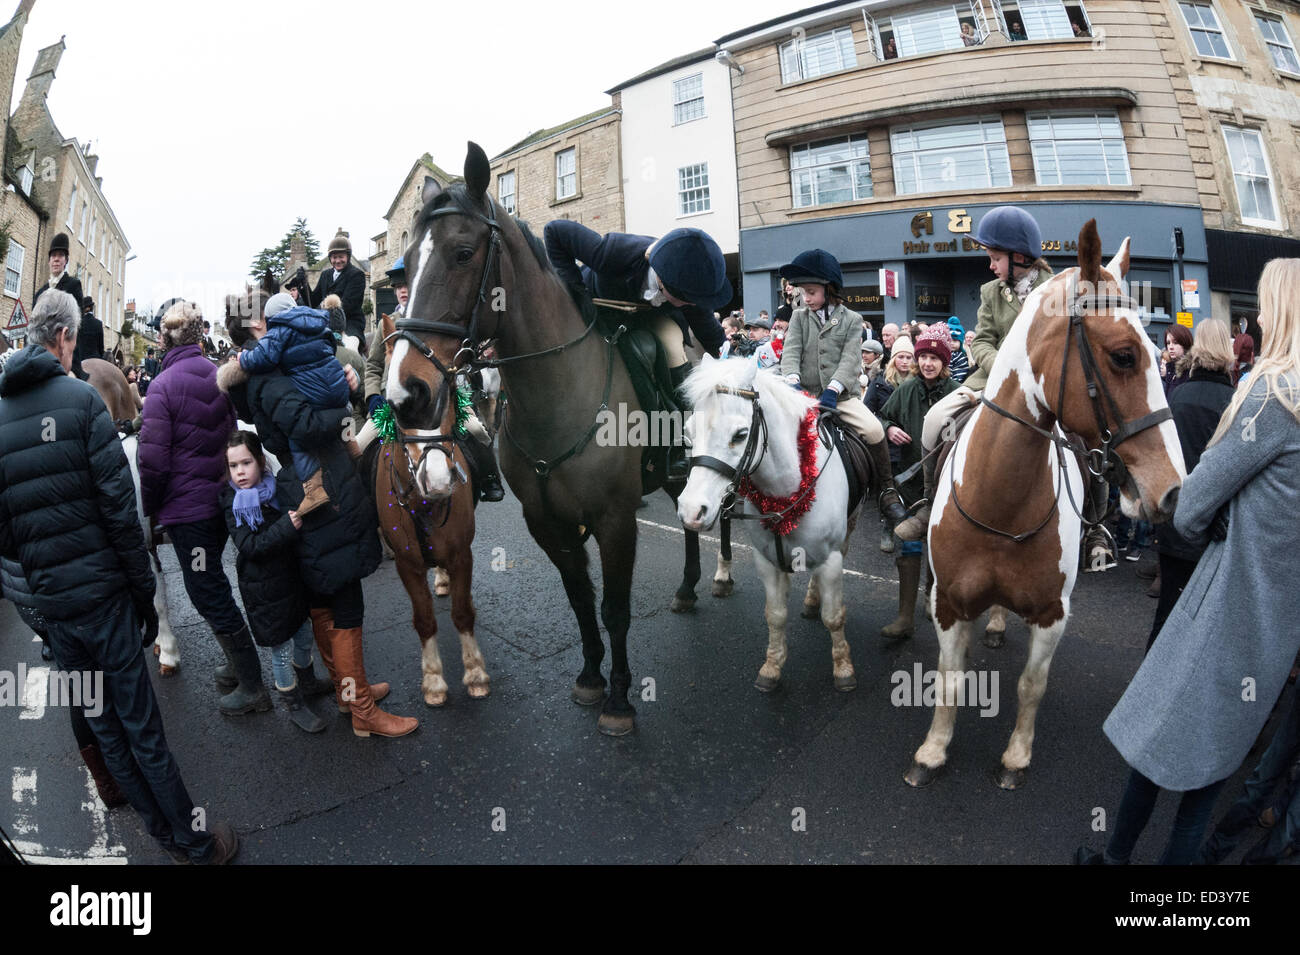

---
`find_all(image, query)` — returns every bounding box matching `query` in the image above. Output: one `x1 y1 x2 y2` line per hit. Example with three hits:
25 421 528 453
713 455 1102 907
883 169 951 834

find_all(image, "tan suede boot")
310 607 388 713
298 471 331 515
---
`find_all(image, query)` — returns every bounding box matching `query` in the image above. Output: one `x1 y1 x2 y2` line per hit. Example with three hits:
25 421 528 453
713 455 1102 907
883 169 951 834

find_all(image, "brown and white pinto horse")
379 312 491 706
909 220 1186 789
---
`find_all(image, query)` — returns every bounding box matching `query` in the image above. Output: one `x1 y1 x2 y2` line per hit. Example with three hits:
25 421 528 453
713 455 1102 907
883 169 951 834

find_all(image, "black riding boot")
212 626 271 716
277 683 327 734
895 453 937 542
465 437 505 502
668 363 692 483
293 661 334 700
867 437 909 526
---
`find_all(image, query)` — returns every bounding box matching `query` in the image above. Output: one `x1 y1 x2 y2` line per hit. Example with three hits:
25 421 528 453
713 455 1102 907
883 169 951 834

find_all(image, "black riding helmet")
778 249 844 293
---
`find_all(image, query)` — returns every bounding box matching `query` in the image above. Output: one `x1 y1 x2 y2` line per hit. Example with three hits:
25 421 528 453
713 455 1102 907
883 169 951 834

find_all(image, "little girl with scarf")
219 431 334 733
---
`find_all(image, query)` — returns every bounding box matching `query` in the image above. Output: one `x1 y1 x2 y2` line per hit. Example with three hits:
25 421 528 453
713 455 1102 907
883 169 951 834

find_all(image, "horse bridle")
953 272 1173 541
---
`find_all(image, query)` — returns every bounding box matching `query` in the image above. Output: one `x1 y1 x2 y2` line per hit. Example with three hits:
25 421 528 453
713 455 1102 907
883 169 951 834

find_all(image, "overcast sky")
15 0 797 328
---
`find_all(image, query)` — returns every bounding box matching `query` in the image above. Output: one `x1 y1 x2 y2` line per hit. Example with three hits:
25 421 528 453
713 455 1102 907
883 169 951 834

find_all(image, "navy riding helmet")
647 228 733 312
969 206 1043 264
778 249 844 291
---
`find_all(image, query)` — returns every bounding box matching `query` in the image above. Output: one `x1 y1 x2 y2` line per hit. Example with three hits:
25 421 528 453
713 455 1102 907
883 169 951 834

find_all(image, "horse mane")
419 183 552 273
685 358 816 423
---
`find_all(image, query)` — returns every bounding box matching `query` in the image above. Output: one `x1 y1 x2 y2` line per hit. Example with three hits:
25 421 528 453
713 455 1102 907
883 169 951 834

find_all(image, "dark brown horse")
389 142 714 736
378 311 489 705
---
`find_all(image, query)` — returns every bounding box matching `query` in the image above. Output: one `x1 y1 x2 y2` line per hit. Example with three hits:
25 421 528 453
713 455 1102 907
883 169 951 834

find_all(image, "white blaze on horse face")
409 430 454 500
677 400 735 532
405 227 434 317
387 338 412 406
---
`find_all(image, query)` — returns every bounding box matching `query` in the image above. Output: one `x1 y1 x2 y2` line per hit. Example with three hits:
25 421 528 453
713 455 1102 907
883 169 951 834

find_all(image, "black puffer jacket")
1156 367 1235 561
219 480 308 647
226 365 380 596
0 345 154 620
1 554 47 635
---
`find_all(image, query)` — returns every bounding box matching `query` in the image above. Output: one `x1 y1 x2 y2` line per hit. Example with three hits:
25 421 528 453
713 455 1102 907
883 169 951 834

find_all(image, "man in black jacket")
311 230 367 345
33 231 84 337
0 290 237 864
72 295 104 378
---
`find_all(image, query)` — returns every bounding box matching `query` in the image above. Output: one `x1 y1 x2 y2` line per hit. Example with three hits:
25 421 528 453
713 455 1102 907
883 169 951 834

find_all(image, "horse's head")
381 311 461 500
1010 220 1184 523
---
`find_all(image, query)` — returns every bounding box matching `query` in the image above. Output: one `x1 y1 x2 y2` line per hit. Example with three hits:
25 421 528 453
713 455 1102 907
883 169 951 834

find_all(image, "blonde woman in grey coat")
1078 258 1300 865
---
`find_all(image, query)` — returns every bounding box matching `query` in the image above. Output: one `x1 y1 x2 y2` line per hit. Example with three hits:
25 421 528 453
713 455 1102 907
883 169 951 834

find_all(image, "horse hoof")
983 629 1006 649
801 603 820 619
833 674 857 693
158 663 178 677
711 579 734 598
571 683 606 707
467 683 490 700
424 691 448 707
995 766 1028 790
434 584 450 597
904 760 943 788
597 711 635 737
754 673 781 693
670 595 697 614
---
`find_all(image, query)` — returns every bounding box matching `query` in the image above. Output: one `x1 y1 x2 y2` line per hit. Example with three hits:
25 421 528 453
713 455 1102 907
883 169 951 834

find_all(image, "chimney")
18 35 63 111
83 141 98 175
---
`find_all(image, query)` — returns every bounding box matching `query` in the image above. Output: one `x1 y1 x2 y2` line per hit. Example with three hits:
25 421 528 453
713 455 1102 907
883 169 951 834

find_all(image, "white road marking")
635 518 892 585
9 766 130 864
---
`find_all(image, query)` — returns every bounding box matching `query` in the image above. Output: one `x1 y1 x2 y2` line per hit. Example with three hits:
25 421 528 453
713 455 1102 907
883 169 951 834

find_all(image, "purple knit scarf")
230 473 278 529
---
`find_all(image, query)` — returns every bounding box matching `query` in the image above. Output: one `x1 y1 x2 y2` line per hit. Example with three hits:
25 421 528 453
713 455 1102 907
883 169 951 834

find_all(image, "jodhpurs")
922 386 979 452
832 395 885 444
651 315 687 367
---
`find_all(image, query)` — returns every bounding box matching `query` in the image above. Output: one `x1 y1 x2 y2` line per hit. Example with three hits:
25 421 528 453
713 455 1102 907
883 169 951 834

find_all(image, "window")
18 150 34 196
1028 111 1131 185
891 118 1010 194
78 201 88 243
678 163 711 215
672 73 705 125
66 183 77 228
998 0 1082 41
556 148 576 200
1178 2 1233 59
1223 126 1279 225
791 135 872 208
4 240 23 297
877 4 983 58
1255 12 1300 73
498 171 516 215
88 211 97 257
779 25 856 82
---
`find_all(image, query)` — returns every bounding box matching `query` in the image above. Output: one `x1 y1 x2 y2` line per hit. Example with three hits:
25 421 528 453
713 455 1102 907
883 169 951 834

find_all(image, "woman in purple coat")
138 302 268 715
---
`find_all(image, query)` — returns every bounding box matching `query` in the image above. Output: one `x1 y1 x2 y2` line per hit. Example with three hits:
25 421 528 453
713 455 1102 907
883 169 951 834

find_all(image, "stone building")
717 0 1212 339
1151 0 1300 340
0 1 42 351
488 107 624 238
9 35 130 355
367 153 457 320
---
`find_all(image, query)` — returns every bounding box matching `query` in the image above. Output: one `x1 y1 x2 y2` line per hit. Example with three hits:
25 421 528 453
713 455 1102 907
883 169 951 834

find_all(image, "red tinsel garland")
737 405 820 535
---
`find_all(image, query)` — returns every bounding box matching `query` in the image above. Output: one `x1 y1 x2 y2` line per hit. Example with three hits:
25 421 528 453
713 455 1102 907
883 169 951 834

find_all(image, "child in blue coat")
239 292 352 514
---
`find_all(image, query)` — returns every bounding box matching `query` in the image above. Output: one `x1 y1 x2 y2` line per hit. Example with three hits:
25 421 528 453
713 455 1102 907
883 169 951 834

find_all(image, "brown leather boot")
346 438 362 460
310 608 388 713
331 626 417 738
895 453 936 542
298 471 331 516
881 553 923 639
79 743 128 808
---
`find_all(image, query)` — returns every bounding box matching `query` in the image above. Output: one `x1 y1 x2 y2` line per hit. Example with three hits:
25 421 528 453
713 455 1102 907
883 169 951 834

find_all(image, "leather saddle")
821 411 874 520
573 286 681 496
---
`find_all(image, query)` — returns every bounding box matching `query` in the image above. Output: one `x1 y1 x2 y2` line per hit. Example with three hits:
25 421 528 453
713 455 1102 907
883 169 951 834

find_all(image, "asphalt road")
2 488 1290 865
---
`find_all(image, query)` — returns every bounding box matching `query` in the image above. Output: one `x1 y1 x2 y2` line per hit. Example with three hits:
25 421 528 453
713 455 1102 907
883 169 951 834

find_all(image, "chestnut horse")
378 311 490 705
909 220 1185 790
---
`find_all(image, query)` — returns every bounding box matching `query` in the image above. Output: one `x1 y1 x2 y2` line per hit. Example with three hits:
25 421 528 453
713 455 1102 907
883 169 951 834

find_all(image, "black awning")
1206 229 1300 294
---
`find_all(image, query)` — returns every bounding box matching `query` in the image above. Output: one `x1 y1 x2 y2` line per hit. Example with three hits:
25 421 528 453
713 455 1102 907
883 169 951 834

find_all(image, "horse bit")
950 272 1173 541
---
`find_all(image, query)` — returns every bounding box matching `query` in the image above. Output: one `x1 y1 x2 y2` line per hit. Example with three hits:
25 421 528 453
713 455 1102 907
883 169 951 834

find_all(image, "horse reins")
951 272 1172 541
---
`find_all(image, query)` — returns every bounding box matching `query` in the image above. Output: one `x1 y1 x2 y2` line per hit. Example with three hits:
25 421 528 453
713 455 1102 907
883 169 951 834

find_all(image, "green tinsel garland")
373 387 473 445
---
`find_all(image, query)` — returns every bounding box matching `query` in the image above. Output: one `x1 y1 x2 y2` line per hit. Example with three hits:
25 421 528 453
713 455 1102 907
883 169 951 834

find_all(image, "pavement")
1 489 1292 865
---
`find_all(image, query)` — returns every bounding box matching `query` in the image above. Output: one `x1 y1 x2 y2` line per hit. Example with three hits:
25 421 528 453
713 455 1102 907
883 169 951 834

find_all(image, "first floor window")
678 163 711 215
672 73 705 124
4 240 24 296
791 134 871 208
1223 126 1279 225
66 182 77 228
556 148 576 200
1178 2 1233 59
1255 12 1300 73
1028 110 1131 185
891 117 1010 194
498 171 516 215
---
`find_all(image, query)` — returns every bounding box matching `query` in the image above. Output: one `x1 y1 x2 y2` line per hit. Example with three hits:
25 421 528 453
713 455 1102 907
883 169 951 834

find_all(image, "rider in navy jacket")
543 220 729 362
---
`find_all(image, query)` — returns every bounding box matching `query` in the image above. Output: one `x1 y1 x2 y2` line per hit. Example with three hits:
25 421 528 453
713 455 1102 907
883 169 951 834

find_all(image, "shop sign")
1176 312 1194 328
842 285 883 312
1180 279 1199 309
879 269 898 298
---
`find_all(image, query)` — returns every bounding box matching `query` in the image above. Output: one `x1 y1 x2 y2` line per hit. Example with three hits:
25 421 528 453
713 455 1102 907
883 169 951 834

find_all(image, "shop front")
740 200 1209 344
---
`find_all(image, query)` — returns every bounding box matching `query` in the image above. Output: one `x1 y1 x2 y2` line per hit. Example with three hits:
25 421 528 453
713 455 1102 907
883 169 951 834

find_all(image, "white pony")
677 356 857 692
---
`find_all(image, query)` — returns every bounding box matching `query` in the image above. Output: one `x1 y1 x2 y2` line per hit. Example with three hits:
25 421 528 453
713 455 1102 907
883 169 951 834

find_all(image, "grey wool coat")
1104 373 1300 791
779 302 864 398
